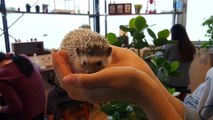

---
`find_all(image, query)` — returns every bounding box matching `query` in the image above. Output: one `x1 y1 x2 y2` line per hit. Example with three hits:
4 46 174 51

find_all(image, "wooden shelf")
97 11 183 16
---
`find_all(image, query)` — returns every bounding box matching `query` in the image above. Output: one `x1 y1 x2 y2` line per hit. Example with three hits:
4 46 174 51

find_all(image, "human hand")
106 46 157 80
51 46 157 87
62 66 155 103
51 45 157 102
51 45 184 120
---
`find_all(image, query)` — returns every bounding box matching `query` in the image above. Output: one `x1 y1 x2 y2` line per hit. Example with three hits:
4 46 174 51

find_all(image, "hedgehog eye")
82 61 87 66
96 61 102 66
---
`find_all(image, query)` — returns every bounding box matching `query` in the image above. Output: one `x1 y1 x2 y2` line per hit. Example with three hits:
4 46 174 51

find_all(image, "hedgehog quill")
60 28 112 73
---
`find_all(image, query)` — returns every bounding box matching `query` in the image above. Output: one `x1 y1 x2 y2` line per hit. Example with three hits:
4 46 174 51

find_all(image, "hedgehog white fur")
60 28 112 73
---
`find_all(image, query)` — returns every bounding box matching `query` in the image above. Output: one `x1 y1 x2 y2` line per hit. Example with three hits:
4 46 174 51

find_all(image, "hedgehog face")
75 47 112 73
79 56 106 73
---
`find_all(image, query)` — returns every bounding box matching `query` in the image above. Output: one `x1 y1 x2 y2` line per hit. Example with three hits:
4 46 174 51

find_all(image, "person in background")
160 24 196 99
51 45 213 120
0 52 46 120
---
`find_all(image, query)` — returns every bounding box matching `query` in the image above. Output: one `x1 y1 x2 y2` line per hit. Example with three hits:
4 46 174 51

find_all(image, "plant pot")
134 4 142 14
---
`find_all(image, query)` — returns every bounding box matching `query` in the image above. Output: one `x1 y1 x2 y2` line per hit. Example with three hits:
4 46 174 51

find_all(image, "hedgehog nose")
86 69 97 74
84 69 92 74
87 70 94 74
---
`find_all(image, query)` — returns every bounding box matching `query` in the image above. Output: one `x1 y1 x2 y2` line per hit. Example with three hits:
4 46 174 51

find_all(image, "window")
186 0 213 41
1 0 213 52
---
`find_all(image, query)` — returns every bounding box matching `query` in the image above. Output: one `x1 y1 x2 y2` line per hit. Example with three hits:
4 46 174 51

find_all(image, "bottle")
26 3 31 12
35 5 40 13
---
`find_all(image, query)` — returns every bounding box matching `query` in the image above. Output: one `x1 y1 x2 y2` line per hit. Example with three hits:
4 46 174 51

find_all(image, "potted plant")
101 15 180 120
134 4 142 14
202 15 213 66
202 15 213 49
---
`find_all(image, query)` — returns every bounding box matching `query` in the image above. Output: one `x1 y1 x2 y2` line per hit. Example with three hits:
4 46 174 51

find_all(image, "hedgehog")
60 28 112 73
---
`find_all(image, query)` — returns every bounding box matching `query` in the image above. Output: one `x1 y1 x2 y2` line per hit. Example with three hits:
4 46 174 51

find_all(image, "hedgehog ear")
76 48 84 56
105 47 112 57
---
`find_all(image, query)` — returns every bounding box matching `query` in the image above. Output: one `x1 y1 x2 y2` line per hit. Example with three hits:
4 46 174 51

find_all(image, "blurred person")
159 24 196 98
0 52 46 120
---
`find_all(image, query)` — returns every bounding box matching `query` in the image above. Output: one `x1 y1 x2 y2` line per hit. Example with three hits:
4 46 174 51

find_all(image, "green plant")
107 16 180 79
100 101 148 120
201 15 213 49
101 15 180 120
134 4 142 9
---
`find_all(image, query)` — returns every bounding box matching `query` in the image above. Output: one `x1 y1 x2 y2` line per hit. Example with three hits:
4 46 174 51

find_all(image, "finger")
51 52 72 86
63 67 154 103
51 52 71 77
63 78 132 103
57 50 69 64
63 67 138 89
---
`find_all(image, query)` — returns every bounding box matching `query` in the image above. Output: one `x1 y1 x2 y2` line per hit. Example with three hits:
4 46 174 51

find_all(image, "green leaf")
112 112 120 120
167 40 178 44
153 38 168 46
133 39 149 49
147 28 157 40
151 56 158 63
170 61 179 71
163 61 171 71
129 18 135 28
129 28 136 36
134 16 147 31
119 25 129 32
162 67 169 77
168 71 181 77
112 40 123 47
156 57 166 66
167 87 176 94
149 59 158 74
100 104 116 115
157 29 170 38
134 31 145 40
107 33 117 44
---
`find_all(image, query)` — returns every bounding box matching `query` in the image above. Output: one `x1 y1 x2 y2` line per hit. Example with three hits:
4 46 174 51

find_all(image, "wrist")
131 71 157 105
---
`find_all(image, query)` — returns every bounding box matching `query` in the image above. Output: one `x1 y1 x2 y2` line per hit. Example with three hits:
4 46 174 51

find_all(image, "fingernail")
63 75 76 84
